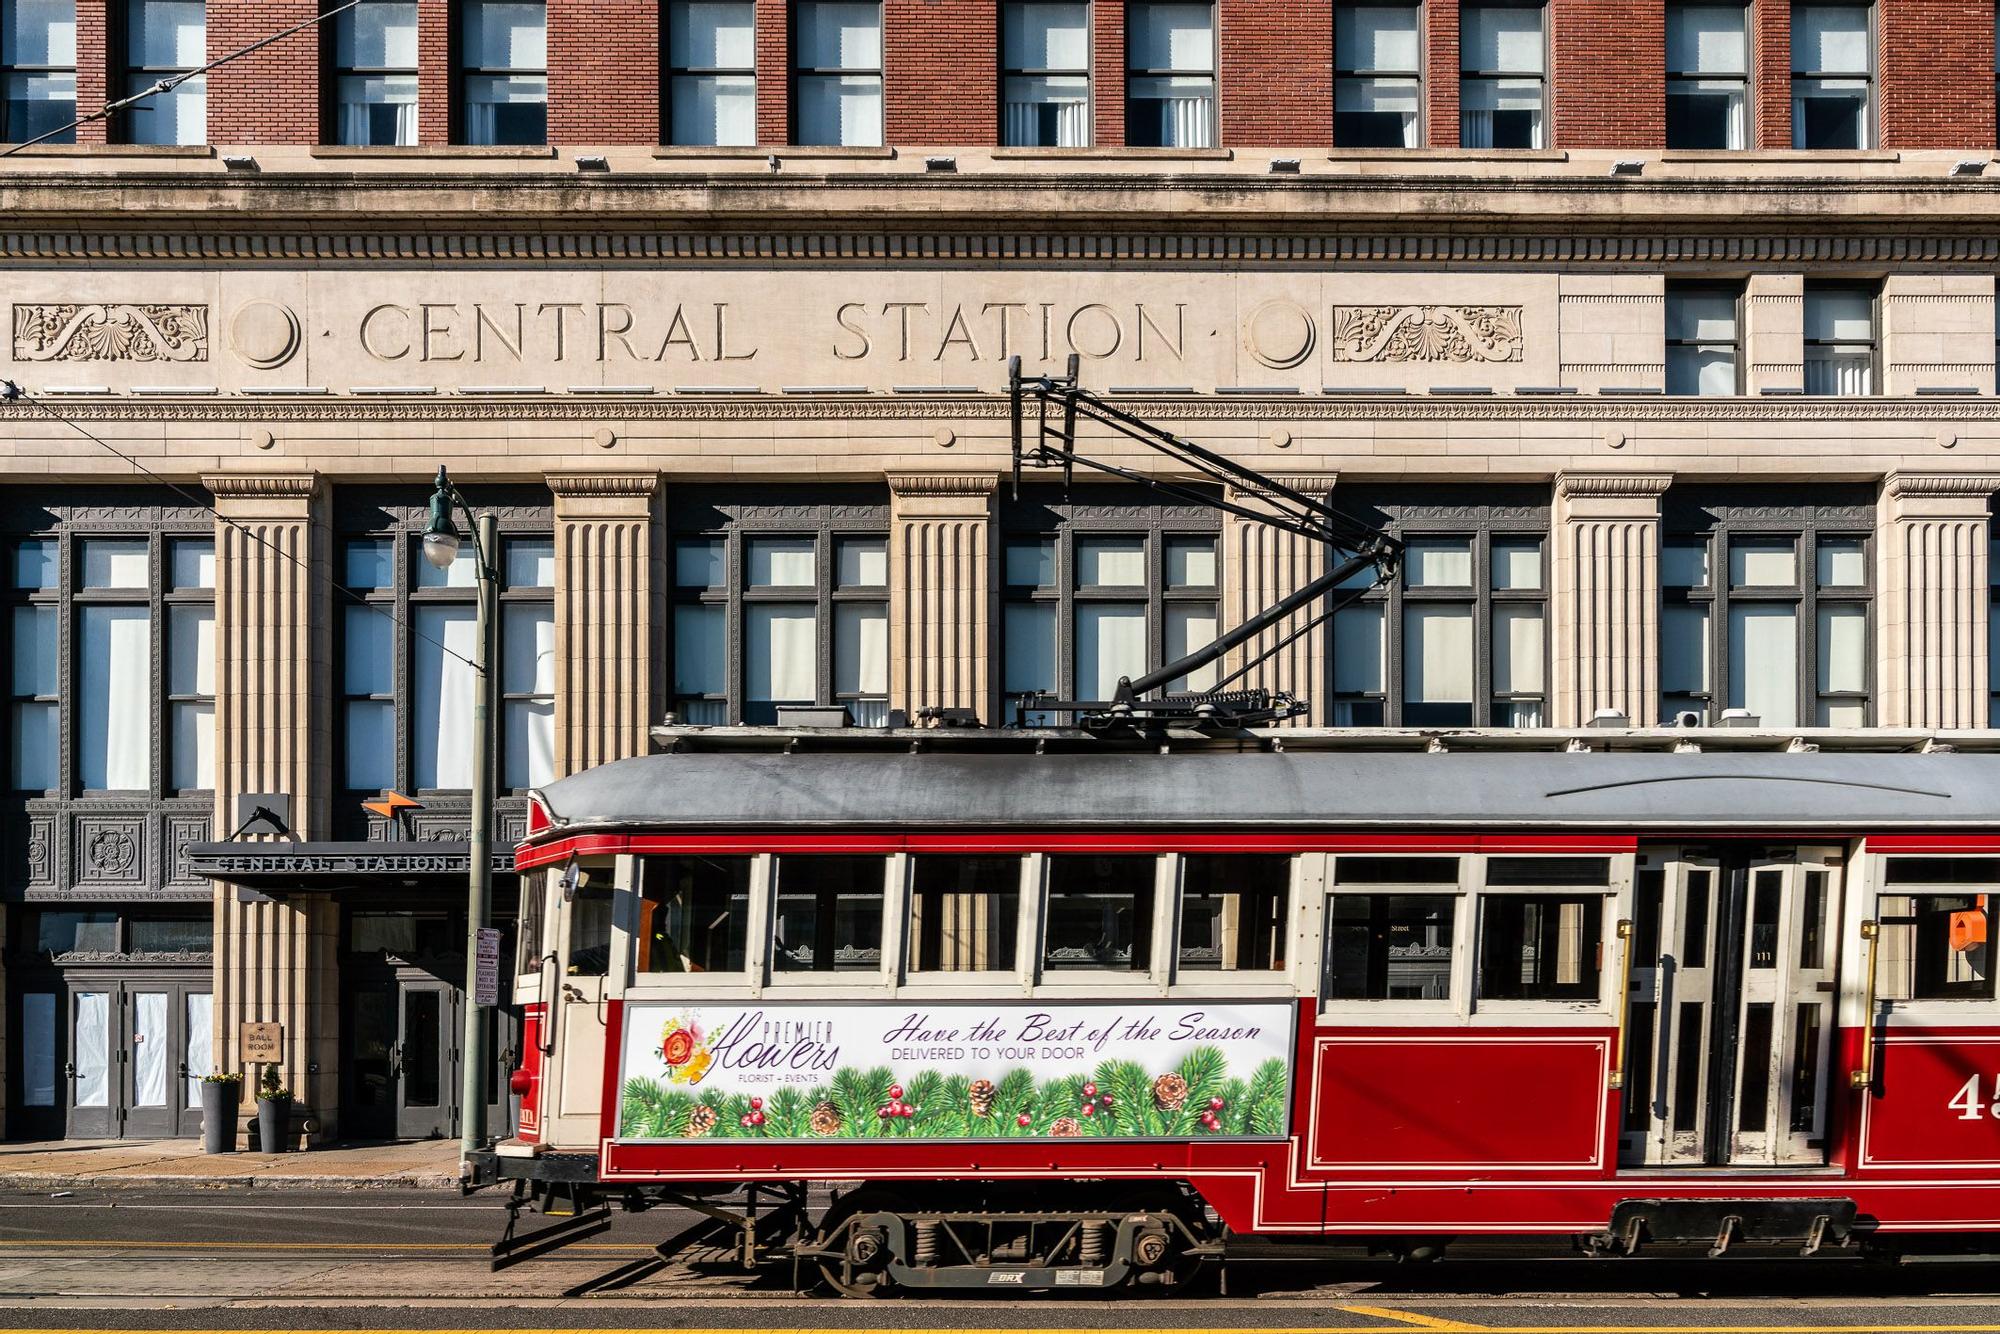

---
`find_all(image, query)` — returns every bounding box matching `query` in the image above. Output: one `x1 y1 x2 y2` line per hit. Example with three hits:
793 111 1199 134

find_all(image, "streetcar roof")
525 728 2000 835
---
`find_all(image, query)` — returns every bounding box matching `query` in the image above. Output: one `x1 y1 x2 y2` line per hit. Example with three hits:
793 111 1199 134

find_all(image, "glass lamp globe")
422 529 461 570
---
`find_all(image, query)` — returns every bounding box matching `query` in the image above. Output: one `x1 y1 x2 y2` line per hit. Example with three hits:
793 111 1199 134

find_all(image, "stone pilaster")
888 474 996 721
1877 473 2000 729
1881 275 1997 396
1552 473 1674 727
1745 273 1804 395
549 474 659 773
205 474 336 1141
1222 476 1336 726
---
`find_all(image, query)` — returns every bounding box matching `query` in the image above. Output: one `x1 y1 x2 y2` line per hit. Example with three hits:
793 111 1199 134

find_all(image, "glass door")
122 987 175 1138
1621 851 1721 1166
396 980 453 1140
67 988 115 1138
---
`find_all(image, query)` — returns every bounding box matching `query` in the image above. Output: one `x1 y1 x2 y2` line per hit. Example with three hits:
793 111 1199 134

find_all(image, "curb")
4 1172 464 1192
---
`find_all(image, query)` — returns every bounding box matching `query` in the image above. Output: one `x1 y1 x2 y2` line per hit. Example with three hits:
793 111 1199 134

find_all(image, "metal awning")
186 840 516 896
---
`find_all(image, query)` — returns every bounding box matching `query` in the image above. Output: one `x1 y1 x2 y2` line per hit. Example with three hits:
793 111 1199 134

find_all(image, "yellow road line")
8 1327 2000 1334
1341 1306 1491 1331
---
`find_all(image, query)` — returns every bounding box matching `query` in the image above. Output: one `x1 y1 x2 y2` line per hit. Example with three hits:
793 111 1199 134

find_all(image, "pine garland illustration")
618 1045 1291 1142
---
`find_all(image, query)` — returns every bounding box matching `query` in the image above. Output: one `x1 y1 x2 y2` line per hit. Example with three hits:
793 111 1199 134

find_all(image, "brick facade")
418 0 452 145
1881 0 1995 149
1220 0 1331 148
206 1 320 146
1090 0 1126 148
884 0 995 144
1425 0 1460 149
1550 0 1663 148
550 0 661 143
73 0 108 145
1752 0 1791 149
755 0 789 145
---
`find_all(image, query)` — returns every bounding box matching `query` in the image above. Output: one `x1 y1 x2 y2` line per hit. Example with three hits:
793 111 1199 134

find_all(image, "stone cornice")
545 472 659 498
201 472 320 499
1556 472 1676 499
1883 471 2000 500
887 472 1000 497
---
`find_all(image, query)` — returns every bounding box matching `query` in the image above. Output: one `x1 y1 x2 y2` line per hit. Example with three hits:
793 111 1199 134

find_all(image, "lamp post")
422 465 499 1161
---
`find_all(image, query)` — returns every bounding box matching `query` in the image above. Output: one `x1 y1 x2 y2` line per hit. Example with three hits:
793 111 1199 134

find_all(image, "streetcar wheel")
811 1186 911 1299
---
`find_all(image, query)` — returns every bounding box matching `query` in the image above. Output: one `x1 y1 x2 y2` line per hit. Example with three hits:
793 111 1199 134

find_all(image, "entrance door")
1620 846 1843 1167
120 982 211 1139
346 968 517 1141
51 980 212 1140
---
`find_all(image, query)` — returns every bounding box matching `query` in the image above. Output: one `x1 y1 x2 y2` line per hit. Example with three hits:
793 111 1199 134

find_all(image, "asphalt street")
4 1188 2000 1331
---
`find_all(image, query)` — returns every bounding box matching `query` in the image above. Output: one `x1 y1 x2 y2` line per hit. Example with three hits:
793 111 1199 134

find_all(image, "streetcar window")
908 855 1020 972
1485 856 1612 886
1178 854 1289 971
1334 856 1459 884
772 855 885 972
1043 855 1156 971
1324 894 1455 1000
567 879 614 978
1877 893 1994 1000
638 855 751 974
1477 894 1603 1000
516 872 545 973
1884 857 2000 885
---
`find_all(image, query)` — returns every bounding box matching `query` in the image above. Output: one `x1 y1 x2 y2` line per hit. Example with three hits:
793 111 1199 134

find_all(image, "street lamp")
423 465 499 1162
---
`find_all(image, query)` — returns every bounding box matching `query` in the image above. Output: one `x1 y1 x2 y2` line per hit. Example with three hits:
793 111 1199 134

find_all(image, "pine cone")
808 1101 843 1137
684 1105 718 1138
968 1079 996 1117
1152 1072 1189 1111
1049 1116 1082 1137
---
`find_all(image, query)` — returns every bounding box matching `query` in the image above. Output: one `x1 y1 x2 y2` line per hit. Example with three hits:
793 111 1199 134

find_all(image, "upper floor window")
669 489 889 726
1666 2 1747 149
1000 489 1220 725
1659 490 1873 727
1125 1 1213 148
1991 524 2000 726
6 517 213 795
1001 0 1088 147
666 0 755 146
1666 281 1742 395
1334 4 1420 148
1803 282 1876 395
332 1 417 147
792 0 881 146
1328 491 1549 728
1459 1 1543 149
2 0 75 144
122 0 203 145
459 0 546 146
1791 3 1871 149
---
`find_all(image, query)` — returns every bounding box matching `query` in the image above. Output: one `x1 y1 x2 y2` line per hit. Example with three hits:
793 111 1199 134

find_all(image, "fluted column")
1222 476 1336 725
1552 473 1673 727
550 474 659 773
205 474 335 1142
888 474 995 721
1878 473 2000 729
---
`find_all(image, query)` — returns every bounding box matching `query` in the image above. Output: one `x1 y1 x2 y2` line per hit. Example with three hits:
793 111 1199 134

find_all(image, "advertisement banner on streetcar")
615 1001 1293 1141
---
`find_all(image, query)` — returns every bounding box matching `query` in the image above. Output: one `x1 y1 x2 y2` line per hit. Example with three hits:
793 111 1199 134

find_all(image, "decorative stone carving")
13 303 209 362
227 301 301 369
1332 305 1523 363
77 819 143 883
167 815 210 887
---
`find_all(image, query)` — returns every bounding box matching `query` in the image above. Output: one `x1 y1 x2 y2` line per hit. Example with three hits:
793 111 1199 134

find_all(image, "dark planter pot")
200 1082 239 1154
255 1097 291 1154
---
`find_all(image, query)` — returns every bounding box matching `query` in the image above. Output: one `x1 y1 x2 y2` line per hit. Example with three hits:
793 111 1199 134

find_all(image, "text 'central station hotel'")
0 0 1995 1144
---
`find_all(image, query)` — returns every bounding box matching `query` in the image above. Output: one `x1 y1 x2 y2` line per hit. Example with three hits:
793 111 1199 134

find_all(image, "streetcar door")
1621 851 1721 1165
542 861 613 1148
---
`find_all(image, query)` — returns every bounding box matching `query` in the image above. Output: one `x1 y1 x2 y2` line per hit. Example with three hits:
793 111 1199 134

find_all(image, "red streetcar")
474 725 2000 1294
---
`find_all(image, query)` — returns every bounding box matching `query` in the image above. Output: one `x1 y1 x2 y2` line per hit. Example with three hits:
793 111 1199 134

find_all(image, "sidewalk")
0 1136 465 1191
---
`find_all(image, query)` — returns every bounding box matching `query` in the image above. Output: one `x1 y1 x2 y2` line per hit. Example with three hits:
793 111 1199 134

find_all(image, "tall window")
666 1 755 146
1125 1 1213 148
669 489 889 726
121 0 203 145
331 1 416 146
1328 491 1548 728
1666 2 1747 149
1334 4 1420 147
792 1 881 146
459 0 546 146
1803 282 1876 395
1459 2 1544 149
1001 1 1088 147
999 489 1220 725
337 491 554 802
2 0 75 144
1666 281 1742 396
1791 4 1871 149
1659 490 1872 727
4 506 213 796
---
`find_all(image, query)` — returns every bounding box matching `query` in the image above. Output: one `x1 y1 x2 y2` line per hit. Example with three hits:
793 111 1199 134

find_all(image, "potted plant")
254 1066 292 1154
199 1072 241 1154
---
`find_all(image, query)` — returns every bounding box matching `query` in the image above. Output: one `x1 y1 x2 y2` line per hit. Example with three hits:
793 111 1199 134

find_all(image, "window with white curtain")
1459 2 1544 149
670 489 889 726
459 0 546 145
1327 491 1548 728
1002 1 1088 147
1125 1 1213 148
332 1 417 146
667 1 755 146
121 0 203 145
1335 5 1421 148
1666 3 1747 149
1791 4 1871 149
2 0 75 143
1803 282 1876 395
792 0 881 146
1000 489 1220 726
1659 490 1873 727
1666 281 1742 395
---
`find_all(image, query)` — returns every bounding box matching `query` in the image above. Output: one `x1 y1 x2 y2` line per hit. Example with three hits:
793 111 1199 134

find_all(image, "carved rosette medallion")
13 303 209 362
85 827 138 878
1331 305 1523 363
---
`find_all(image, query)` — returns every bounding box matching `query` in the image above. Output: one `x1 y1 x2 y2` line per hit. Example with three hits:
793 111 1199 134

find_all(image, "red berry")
749 1097 763 1111
888 1084 904 1100
1100 1094 1115 1106
1083 1082 1098 1098
750 1111 765 1127
1017 1114 1031 1127
901 1106 915 1119
740 1115 753 1127
1209 1096 1226 1112
877 1107 890 1120
1081 1103 1096 1117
